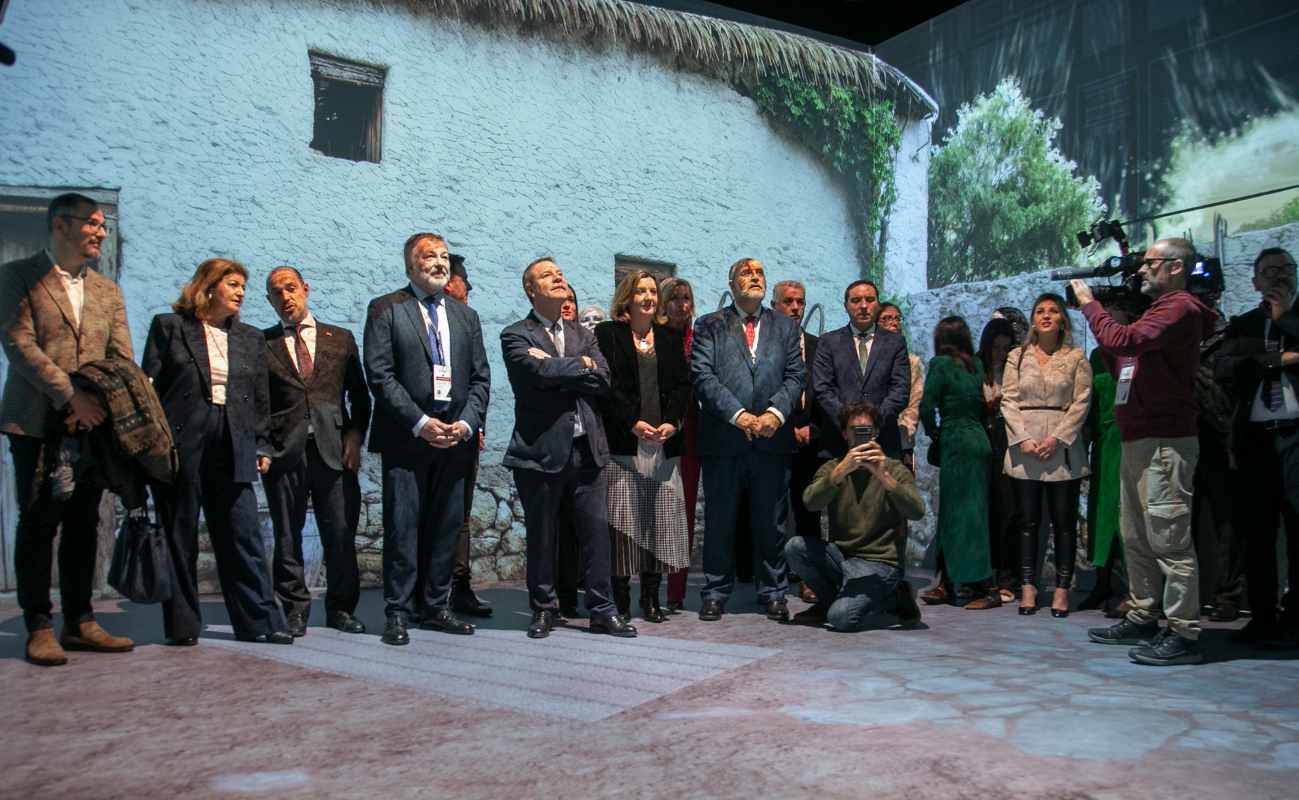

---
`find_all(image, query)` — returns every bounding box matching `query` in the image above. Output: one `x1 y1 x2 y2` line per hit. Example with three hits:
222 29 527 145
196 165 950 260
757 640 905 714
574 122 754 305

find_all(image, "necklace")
632 326 654 352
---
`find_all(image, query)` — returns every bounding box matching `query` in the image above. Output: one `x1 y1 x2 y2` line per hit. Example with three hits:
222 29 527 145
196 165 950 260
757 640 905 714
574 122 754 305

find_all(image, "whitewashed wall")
0 0 930 583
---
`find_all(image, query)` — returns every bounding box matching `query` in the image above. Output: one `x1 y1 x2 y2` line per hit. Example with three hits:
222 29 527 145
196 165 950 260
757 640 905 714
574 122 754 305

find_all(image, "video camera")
1050 218 1224 312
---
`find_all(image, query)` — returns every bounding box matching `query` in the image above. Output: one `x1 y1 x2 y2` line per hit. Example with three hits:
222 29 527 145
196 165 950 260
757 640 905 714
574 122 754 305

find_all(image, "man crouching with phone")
784 400 925 630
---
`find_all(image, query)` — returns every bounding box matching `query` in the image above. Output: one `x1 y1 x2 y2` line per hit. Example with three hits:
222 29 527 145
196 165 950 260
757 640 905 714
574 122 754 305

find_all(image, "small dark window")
309 52 385 163
614 254 676 291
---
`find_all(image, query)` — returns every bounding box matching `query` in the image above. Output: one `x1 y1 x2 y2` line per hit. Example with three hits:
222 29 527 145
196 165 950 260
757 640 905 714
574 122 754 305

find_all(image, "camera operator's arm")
1078 292 1195 356
999 347 1036 457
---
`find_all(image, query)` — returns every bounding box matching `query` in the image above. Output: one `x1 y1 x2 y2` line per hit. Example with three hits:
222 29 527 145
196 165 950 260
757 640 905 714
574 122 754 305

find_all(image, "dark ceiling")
635 0 967 50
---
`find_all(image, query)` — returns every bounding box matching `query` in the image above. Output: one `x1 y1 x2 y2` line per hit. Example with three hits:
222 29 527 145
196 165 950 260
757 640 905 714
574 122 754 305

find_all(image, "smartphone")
852 425 877 447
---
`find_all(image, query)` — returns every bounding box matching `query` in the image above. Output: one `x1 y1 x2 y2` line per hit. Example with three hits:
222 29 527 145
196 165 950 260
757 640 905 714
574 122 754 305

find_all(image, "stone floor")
3 579 1297 799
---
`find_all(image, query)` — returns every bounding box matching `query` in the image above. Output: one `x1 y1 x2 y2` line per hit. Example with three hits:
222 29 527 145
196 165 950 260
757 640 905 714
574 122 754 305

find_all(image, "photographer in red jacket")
1071 237 1218 666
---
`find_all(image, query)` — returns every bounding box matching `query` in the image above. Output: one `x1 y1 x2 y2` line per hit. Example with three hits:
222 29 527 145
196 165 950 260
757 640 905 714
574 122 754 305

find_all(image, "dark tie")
1265 328 1284 411
424 296 443 367
288 324 313 382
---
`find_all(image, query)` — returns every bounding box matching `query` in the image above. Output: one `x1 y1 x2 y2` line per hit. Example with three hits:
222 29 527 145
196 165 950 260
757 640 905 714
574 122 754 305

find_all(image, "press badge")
433 364 453 402
1114 362 1136 406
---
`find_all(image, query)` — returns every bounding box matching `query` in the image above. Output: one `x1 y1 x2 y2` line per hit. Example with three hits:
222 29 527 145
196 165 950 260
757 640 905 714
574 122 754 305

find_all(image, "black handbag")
926 433 941 468
108 504 174 604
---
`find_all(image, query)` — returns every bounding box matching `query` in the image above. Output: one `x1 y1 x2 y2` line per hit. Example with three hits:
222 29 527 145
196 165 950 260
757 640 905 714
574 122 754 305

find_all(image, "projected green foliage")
928 78 1104 287
752 76 902 285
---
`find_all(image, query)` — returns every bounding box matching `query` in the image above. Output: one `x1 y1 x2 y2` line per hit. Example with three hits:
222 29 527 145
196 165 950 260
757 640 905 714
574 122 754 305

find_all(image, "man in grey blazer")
501 257 636 640
263 266 372 637
0 193 135 666
691 257 805 622
812 280 911 458
363 233 490 646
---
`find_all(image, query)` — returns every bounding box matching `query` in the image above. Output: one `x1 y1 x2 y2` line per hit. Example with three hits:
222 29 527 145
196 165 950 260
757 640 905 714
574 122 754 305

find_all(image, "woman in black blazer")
143 258 289 645
594 270 692 623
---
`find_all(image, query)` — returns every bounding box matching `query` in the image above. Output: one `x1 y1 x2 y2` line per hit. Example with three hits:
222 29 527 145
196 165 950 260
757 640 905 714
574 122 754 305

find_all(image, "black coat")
594 321 691 459
1216 300 1299 457
142 313 270 484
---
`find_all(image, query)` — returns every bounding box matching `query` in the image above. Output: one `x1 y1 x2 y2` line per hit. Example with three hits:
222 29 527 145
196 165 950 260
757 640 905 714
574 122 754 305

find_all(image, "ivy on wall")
750 76 903 285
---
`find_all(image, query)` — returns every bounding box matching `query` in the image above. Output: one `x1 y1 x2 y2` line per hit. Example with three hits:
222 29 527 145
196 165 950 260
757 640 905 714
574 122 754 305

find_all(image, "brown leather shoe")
61 621 134 653
964 593 1003 610
26 629 68 666
919 585 949 605
798 583 819 604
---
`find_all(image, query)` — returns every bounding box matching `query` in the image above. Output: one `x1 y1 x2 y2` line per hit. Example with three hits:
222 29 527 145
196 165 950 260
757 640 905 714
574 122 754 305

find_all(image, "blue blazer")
690 305 805 457
501 311 612 473
141 313 270 484
811 323 911 454
362 286 490 463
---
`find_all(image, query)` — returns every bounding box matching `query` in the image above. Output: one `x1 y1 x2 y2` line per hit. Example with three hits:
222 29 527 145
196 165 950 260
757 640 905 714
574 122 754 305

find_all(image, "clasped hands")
420 417 470 448
527 347 595 371
735 410 781 441
1019 436 1060 461
632 420 677 443
831 440 893 488
64 389 106 433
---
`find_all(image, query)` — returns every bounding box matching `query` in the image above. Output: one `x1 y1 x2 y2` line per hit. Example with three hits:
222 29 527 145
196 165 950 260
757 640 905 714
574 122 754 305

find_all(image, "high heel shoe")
1051 608 1069 618
1051 587 1070 618
1018 584 1037 616
1019 605 1038 616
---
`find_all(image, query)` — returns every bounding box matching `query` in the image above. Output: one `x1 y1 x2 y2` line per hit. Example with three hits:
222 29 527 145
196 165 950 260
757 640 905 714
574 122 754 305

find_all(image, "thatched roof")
393 0 937 117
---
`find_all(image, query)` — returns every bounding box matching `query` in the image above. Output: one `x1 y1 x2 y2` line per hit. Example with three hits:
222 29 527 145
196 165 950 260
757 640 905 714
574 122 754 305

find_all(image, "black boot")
639 572 667 623
612 576 632 623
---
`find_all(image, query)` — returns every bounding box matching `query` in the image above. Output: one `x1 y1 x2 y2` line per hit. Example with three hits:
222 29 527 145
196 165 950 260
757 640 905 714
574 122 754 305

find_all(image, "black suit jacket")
362 286 490 463
141 313 270 484
790 331 823 446
501 311 611 473
263 320 371 472
1216 300 1299 457
593 321 690 459
812 324 910 454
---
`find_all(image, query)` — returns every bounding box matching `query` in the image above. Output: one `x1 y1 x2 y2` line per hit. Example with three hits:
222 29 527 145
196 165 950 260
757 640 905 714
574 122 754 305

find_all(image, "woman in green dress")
920 316 1001 609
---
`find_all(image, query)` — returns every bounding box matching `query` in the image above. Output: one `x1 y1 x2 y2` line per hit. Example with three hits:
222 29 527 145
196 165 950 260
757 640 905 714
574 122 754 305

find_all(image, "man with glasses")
0 193 135 666
1217 247 1299 649
1071 238 1219 665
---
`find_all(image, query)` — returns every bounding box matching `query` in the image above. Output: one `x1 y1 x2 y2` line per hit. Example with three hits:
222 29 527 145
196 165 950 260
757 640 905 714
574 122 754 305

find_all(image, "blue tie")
424 296 443 367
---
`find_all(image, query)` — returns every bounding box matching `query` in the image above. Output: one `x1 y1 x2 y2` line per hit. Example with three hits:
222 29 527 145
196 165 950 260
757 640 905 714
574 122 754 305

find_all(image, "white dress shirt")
282 311 318 371
409 284 472 441
727 307 786 428
47 249 86 329
534 310 584 437
1250 317 1299 421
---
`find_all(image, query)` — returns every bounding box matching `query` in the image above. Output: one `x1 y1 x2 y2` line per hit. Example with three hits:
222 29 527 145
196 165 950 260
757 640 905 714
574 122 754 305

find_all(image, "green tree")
928 78 1103 287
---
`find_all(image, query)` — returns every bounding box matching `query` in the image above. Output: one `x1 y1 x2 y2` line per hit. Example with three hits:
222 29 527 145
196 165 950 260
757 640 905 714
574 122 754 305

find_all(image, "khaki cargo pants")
1119 436 1201 639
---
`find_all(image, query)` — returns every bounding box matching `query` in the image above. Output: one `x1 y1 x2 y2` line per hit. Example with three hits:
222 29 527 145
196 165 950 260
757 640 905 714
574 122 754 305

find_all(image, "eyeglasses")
60 214 109 233
878 312 902 321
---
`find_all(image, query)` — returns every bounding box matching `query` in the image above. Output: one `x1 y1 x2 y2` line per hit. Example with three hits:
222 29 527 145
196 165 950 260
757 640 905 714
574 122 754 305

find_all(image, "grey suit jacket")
690 305 804 457
362 286 489 463
501 311 611 473
0 250 133 437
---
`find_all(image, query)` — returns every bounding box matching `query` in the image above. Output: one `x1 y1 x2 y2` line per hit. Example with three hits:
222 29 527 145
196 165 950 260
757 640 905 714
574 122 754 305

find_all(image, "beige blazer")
1001 344 1091 481
898 352 924 438
0 250 133 437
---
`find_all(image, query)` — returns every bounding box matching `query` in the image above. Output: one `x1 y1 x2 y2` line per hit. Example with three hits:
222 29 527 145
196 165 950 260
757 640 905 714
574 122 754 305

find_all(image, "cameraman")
783 400 924 631
1071 237 1218 666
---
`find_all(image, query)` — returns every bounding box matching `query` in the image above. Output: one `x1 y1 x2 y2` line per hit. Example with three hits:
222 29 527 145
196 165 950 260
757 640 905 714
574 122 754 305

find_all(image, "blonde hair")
610 270 659 322
172 258 248 319
656 276 694 326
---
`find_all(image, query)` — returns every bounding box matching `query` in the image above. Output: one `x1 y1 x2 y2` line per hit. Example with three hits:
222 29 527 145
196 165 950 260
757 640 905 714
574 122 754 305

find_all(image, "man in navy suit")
363 233 490 646
812 280 910 458
501 257 636 640
692 257 805 622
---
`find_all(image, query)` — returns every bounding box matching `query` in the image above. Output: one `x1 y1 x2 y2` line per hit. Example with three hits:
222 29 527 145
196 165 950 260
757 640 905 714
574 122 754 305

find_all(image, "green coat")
1086 348 1122 566
920 355 993 584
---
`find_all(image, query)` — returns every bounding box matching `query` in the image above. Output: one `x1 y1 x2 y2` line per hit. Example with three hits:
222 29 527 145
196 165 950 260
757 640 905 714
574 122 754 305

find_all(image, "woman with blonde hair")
594 271 692 622
143 258 289 645
1001 292 1092 618
658 276 700 613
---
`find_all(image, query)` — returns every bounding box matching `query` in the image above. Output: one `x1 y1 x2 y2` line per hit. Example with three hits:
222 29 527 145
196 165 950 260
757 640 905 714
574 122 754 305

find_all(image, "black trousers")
381 441 473 619
789 444 824 540
1192 434 1242 606
154 406 284 640
1235 424 1299 624
514 436 615 615
452 448 480 583
553 489 582 606
701 453 791 602
8 433 103 632
1015 477 1080 588
262 438 360 619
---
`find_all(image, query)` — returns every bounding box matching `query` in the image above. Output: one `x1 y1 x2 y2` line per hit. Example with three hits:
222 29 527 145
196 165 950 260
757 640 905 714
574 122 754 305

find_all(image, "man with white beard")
363 233 490 646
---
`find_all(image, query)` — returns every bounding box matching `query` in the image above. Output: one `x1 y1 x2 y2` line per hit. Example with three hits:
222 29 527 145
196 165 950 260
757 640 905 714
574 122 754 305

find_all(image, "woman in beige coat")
1001 293 1092 618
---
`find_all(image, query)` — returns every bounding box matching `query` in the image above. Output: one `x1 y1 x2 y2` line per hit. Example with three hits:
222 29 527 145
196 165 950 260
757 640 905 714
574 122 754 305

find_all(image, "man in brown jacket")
0 193 135 666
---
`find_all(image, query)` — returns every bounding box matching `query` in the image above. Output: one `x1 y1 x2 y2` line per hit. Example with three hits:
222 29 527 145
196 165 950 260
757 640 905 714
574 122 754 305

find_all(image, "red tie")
289 324 313 382
744 316 756 351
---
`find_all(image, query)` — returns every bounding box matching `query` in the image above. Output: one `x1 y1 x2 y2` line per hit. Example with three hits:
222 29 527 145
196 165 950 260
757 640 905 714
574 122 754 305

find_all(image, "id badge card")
433 364 453 403
1114 361 1136 406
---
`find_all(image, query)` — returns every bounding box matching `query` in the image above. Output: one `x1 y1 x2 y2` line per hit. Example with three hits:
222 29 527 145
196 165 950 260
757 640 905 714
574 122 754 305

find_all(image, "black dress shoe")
164 636 198 646
382 614 410 646
528 609 555 639
765 597 790 623
640 601 667 624
589 612 638 638
699 599 723 621
419 609 475 635
451 584 494 618
665 599 685 614
237 631 294 645
326 611 366 634
286 612 308 638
